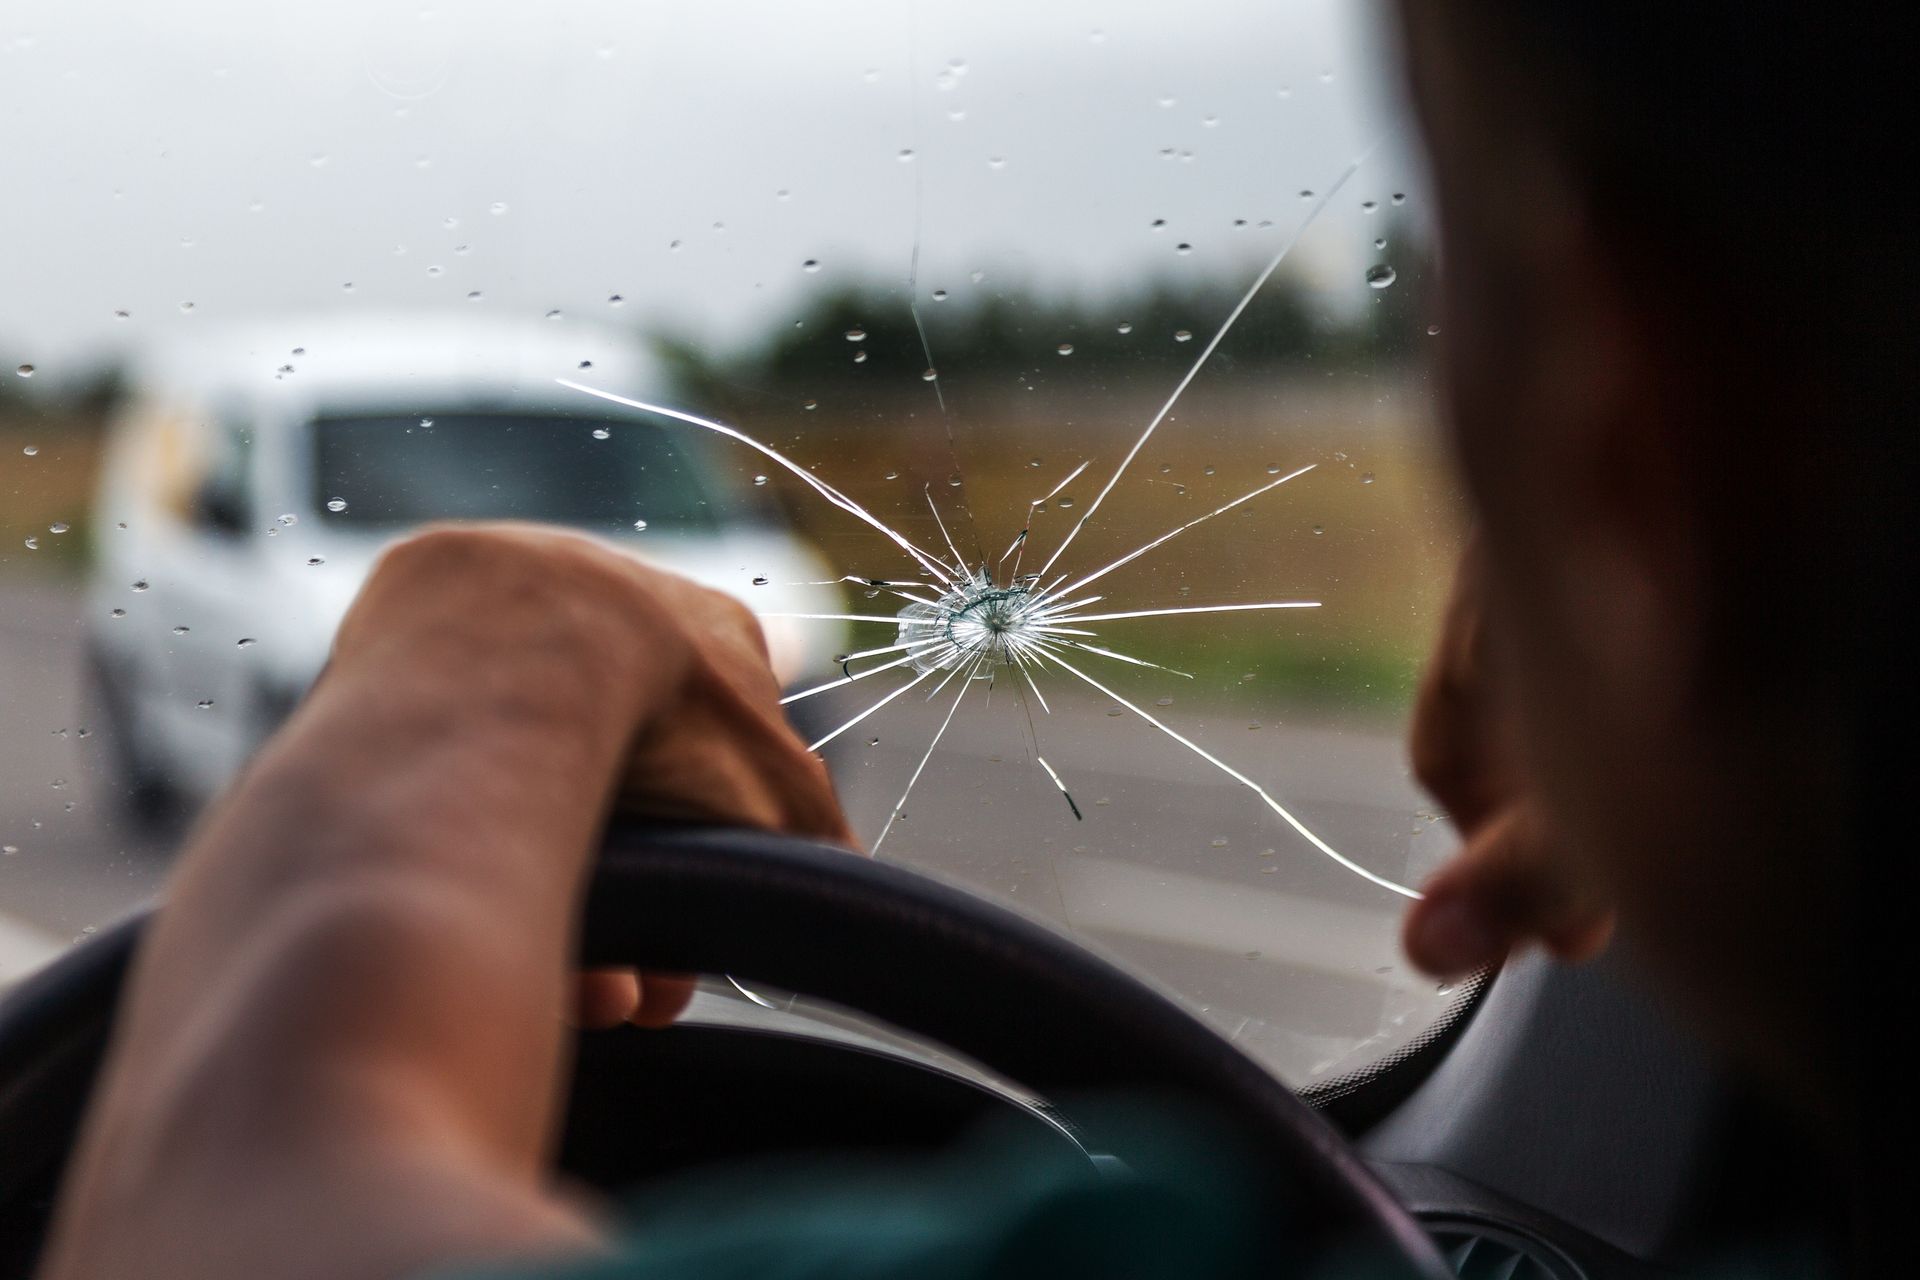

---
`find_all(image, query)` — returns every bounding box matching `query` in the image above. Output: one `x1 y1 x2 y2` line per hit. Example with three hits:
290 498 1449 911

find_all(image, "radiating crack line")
1034 152 1373 578
1044 601 1321 624
559 379 958 586
871 657 981 853
1035 755 1083 821
1048 463 1317 602
808 666 939 752
1030 641 1418 898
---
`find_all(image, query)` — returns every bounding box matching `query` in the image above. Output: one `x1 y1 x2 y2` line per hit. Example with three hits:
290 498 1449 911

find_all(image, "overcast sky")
1 0 1426 383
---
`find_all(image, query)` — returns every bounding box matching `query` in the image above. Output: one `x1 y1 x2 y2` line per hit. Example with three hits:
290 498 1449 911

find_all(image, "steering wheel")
0 824 1450 1278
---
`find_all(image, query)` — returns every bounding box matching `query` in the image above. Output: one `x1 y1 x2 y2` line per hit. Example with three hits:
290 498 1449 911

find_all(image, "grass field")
3 372 1465 712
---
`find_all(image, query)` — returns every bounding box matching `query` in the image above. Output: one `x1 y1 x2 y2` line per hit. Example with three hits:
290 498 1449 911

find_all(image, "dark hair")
1434 7 1912 1270
1448 7 1907 365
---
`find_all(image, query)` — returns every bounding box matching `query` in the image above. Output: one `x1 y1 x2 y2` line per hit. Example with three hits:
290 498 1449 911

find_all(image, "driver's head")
1395 3 1908 1109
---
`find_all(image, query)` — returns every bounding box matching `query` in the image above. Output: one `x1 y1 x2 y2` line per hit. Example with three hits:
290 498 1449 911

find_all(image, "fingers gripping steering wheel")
0 825 1450 1278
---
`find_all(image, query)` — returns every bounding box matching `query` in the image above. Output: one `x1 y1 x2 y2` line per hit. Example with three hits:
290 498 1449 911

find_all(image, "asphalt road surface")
2 578 1459 1085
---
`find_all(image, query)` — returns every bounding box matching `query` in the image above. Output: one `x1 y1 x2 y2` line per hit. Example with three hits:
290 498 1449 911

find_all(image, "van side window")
194 422 254 536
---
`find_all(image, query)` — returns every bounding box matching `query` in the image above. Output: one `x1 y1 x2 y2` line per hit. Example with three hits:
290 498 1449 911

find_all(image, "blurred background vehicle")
81 314 846 824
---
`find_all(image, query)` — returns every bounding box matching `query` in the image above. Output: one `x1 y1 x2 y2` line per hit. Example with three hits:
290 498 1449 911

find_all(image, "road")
2 578 1460 1086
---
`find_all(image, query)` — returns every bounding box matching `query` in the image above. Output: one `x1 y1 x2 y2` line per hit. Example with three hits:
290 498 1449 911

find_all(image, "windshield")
1 0 1463 1088
311 413 729 532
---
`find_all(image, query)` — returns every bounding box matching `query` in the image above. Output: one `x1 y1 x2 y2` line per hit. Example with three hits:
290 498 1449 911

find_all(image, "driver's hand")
333 522 858 1028
1400 540 1615 977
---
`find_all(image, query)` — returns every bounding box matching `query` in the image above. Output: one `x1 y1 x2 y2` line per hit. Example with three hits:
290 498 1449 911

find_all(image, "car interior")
0 1 1854 1277
0 824 1844 1280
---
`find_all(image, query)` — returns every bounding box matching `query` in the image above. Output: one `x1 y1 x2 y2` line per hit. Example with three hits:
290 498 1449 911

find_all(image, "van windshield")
310 413 728 532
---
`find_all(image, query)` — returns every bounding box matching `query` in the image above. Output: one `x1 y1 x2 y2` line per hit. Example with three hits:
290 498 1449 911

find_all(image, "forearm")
42 532 666 1279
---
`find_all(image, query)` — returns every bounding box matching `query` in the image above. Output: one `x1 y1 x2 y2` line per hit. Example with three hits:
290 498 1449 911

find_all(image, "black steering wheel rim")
0 823 1449 1278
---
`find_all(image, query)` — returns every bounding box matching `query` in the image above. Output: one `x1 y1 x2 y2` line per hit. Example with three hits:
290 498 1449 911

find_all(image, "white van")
85 313 846 822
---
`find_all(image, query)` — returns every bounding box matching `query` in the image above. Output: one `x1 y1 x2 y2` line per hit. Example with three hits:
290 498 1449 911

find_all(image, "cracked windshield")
1 0 1464 1085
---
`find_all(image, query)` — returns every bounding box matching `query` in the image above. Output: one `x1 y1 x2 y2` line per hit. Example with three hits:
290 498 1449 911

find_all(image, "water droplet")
1361 472 1375 485
931 289 948 301
632 519 649 532
852 351 868 364
1150 218 1167 230
1173 330 1193 342
178 301 195 313
1107 707 1124 718
867 736 881 747
237 637 257 648
1209 836 1229 847
946 473 962 487
465 290 483 302
1056 343 1074 356
1298 189 1315 200
14 364 33 378
110 608 127 619
1057 497 1075 509
802 259 820 272
426 265 443 277
884 470 900 481
278 513 297 526
922 368 939 382
1427 324 1441 337
1365 264 1397 289
49 522 68 534
172 625 190 636
752 575 769 586
23 537 38 550
753 474 768 486
1156 696 1175 707
306 556 325 566
986 156 1006 170
1360 200 1378 213
1175 242 1192 255
844 328 867 342
803 398 820 409
1311 524 1324 536
1391 192 1407 205
897 148 915 162
490 201 509 215
1202 115 1219 128
114 309 130 320
420 417 435 429
591 427 610 440
607 294 624 306
325 497 348 514
1 847 16 857
578 360 593 369
196 699 214 711
130 580 149 592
